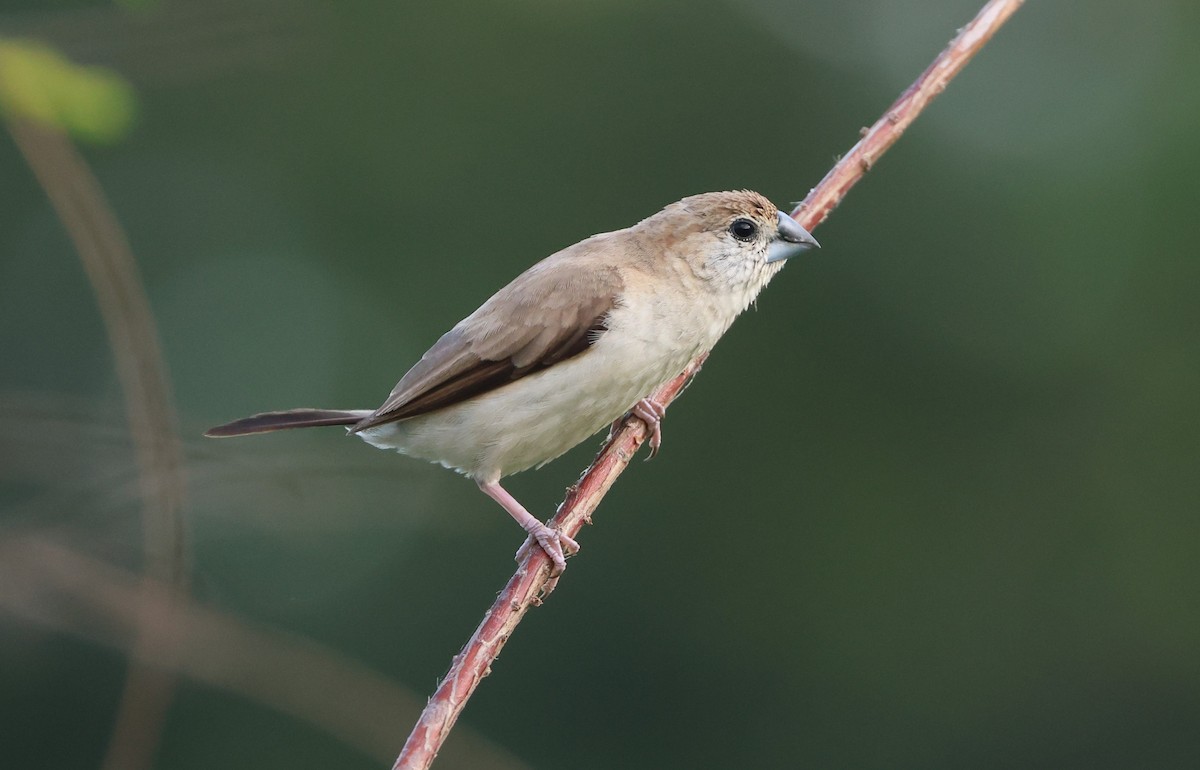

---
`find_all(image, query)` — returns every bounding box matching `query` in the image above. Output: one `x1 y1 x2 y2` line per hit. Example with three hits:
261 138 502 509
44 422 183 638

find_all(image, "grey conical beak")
766 211 820 263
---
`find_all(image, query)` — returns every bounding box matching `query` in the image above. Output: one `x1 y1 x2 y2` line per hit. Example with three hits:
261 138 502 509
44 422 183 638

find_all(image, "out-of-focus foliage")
2 1 1199 769
0 38 135 142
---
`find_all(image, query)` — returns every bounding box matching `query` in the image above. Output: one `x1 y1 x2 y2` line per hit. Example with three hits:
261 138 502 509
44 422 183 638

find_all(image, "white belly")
356 285 738 482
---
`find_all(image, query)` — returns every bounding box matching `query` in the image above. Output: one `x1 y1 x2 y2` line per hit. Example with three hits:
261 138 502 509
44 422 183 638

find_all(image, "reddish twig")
789 0 1024 231
395 355 705 769
394 1 1024 768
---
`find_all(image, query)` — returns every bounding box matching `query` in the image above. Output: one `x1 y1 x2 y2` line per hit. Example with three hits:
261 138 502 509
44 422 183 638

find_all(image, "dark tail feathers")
205 409 373 438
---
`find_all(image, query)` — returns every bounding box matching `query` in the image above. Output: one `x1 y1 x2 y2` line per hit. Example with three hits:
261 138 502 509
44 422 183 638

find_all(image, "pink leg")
477 480 580 575
631 397 666 459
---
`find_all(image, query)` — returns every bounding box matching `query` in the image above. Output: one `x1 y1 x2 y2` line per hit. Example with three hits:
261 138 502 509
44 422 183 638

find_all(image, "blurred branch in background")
0 536 529 770
5 43 184 769
393 1 1026 768
0 391 447 539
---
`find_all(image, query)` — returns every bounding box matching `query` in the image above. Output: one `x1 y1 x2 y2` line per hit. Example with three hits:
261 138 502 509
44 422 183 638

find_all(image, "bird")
206 190 819 574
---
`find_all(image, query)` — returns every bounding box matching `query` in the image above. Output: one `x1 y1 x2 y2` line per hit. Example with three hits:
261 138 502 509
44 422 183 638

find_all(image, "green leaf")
0 38 136 143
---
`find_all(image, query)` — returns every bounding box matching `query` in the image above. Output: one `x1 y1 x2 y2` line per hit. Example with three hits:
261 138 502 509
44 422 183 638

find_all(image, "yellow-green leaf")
0 38 136 143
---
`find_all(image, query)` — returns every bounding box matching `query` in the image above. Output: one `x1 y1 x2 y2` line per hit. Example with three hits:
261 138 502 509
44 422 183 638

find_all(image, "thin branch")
394 1 1024 767
789 0 1024 231
7 118 190 770
395 356 705 769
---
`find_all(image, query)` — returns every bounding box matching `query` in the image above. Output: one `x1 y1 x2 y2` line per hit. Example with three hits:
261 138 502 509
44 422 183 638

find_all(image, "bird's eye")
729 218 758 242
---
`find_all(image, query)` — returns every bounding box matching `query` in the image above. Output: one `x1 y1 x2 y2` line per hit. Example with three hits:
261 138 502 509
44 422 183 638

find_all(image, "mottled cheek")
711 251 766 291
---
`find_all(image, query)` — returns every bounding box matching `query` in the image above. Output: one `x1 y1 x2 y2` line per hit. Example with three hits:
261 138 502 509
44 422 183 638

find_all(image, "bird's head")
636 190 819 297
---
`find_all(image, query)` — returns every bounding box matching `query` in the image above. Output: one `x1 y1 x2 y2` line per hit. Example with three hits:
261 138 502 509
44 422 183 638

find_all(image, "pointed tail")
205 409 373 438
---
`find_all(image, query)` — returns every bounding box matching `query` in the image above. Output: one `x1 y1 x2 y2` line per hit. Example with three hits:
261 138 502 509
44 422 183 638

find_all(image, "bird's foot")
631 397 666 458
478 479 580 580
516 522 580 576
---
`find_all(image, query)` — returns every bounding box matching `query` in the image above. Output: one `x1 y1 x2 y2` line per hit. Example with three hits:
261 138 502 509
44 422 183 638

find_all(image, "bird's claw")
631 397 666 459
516 522 580 577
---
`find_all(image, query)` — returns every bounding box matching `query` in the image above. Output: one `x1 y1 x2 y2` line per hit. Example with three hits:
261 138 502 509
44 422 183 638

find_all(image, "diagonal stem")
393 1 1025 768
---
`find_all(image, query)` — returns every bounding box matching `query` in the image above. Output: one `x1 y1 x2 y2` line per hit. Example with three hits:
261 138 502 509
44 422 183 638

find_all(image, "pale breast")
358 330 682 479
358 276 743 482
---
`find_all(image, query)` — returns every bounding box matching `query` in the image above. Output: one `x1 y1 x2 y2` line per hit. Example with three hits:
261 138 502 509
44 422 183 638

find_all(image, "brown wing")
351 249 623 432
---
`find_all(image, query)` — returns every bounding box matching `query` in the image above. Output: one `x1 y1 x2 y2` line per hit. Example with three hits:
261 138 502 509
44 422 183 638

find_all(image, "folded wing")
352 255 623 432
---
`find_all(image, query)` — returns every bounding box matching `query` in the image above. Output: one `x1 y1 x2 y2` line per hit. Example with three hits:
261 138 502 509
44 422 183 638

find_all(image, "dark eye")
729 218 758 242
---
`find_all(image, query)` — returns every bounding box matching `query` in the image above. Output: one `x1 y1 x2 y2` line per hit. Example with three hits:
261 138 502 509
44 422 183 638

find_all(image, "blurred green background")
3 0 1199 768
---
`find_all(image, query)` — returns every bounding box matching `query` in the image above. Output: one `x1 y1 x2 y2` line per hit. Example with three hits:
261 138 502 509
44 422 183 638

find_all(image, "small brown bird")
207 191 818 573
